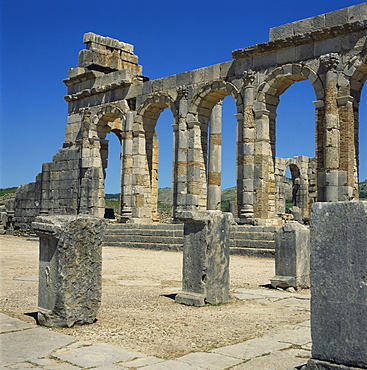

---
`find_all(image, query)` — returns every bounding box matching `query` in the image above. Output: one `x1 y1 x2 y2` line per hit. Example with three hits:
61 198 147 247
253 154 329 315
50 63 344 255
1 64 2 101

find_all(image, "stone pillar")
271 221 310 290
33 215 106 327
151 130 159 221
186 119 204 210
238 72 256 222
207 101 222 210
337 95 357 200
253 109 275 220
307 201 367 369
174 96 190 215
175 210 233 306
131 129 151 221
313 99 326 201
120 111 135 222
320 53 340 202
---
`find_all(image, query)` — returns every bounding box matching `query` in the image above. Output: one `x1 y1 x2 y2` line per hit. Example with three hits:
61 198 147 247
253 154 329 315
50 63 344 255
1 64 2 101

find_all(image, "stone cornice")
232 21 367 60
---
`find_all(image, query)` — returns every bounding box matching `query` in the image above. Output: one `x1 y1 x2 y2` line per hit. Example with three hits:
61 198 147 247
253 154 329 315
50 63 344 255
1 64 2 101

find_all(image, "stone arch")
131 92 178 221
92 103 127 141
188 80 243 121
255 64 323 113
89 104 127 219
134 92 178 132
254 64 321 159
186 81 242 211
347 54 367 189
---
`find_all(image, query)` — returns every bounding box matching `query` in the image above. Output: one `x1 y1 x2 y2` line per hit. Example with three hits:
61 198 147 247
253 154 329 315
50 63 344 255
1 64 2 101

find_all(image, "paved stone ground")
1 287 311 369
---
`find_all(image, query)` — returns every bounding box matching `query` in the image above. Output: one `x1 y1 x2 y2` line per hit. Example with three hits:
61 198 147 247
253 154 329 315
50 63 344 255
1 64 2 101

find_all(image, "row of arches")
91 60 367 223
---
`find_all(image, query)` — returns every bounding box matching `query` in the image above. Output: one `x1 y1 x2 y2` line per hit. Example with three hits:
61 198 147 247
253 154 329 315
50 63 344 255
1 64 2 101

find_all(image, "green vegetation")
157 201 172 212
285 198 293 213
105 199 119 210
0 187 17 197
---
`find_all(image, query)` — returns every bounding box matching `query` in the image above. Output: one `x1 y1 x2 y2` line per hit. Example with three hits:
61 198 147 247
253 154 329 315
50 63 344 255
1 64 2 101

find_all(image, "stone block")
348 3 367 23
325 8 348 28
271 221 310 289
33 215 106 327
269 22 294 41
308 202 367 369
314 37 342 57
293 15 325 36
175 210 233 306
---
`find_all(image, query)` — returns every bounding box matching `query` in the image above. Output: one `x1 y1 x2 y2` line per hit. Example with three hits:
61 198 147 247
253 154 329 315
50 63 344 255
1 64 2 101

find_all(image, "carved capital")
177 85 189 99
243 70 256 85
320 53 339 71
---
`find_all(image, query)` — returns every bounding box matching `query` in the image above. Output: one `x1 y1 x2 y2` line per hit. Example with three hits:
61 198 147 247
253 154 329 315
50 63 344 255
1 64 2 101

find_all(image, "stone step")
230 247 275 258
103 223 278 257
230 239 275 249
102 241 183 252
104 234 183 245
106 223 183 230
105 228 183 237
230 232 275 241
232 225 280 233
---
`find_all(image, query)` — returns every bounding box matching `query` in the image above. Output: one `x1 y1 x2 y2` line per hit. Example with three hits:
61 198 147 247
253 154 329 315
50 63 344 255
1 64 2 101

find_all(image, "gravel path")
0 236 309 359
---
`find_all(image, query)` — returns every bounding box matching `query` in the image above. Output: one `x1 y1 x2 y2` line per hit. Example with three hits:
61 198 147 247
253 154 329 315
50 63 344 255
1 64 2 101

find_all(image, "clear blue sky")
1 0 366 193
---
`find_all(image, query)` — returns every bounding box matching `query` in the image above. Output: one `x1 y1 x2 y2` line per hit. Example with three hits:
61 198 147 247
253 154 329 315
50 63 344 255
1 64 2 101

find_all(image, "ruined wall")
275 156 317 220
14 3 367 229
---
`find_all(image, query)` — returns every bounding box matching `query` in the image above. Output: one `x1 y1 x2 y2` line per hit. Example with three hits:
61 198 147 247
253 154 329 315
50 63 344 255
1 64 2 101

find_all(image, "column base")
271 275 310 290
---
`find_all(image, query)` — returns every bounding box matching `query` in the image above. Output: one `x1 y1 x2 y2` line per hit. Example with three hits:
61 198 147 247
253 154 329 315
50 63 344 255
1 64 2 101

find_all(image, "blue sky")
1 0 366 193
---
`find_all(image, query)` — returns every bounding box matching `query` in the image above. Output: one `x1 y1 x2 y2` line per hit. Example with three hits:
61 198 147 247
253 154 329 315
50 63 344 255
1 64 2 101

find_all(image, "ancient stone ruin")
33 215 106 327
308 201 367 369
11 3 367 230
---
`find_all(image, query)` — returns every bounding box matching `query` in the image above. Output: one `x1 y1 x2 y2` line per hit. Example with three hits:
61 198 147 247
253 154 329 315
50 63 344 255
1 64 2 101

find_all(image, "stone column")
253 109 275 220
320 53 340 202
175 210 233 307
238 71 256 222
174 95 190 215
33 215 106 327
131 129 151 221
337 95 357 200
186 119 203 210
313 99 326 201
271 221 310 290
307 201 367 369
120 111 135 222
207 101 222 210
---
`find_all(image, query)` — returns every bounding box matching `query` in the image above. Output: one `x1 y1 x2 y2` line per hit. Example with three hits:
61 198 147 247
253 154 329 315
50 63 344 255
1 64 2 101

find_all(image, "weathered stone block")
33 215 106 328
307 202 367 369
175 210 233 306
271 221 310 289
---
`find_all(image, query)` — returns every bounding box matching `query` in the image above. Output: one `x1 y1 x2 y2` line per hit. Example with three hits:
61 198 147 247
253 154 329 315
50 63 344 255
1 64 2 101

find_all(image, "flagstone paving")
1 288 311 369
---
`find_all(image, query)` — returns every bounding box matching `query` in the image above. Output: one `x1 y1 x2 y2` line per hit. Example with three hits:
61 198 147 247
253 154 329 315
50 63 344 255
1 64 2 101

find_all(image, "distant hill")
0 187 17 208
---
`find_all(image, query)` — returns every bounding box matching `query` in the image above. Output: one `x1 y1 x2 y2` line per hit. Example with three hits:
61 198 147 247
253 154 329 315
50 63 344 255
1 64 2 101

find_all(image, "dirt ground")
0 235 309 359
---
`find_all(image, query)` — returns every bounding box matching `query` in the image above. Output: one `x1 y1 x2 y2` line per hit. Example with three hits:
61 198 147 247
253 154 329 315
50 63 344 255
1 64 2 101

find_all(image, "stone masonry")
175 210 233 306
308 201 367 369
33 215 106 327
13 3 367 228
271 221 310 290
